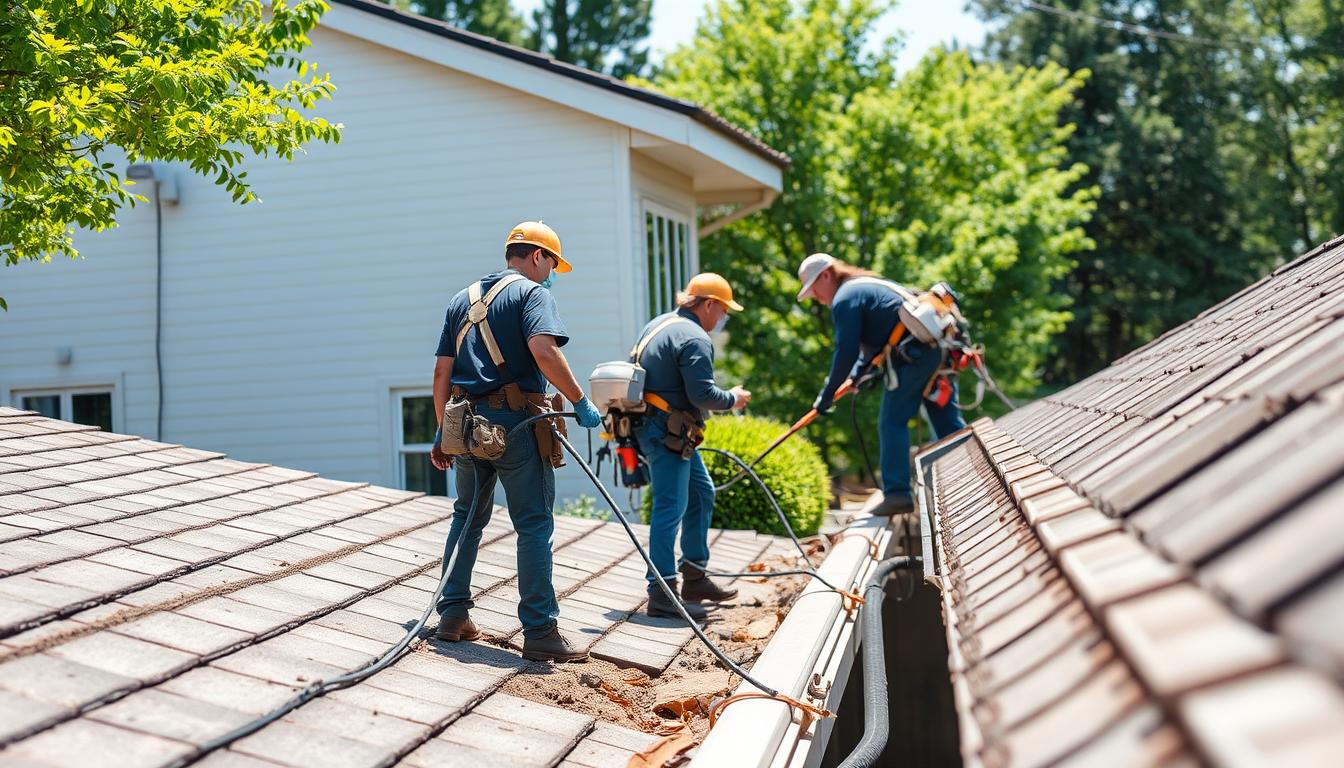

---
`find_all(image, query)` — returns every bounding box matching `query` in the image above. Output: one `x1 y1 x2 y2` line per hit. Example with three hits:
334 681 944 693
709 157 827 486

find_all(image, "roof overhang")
324 0 785 199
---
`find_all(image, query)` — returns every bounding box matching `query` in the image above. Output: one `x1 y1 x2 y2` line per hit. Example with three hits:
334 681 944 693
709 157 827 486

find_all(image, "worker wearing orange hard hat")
628 272 751 621
428 220 601 662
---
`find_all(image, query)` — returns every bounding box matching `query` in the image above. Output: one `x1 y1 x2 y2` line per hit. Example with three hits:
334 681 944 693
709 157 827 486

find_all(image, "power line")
1019 0 1257 50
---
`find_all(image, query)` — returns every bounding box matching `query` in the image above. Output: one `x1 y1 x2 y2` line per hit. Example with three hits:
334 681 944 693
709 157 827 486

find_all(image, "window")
644 204 693 317
17 388 113 431
397 392 448 496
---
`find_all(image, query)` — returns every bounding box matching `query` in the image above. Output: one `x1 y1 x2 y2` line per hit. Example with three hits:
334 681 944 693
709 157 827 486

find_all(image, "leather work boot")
647 580 709 622
679 564 738 603
871 492 915 518
521 626 589 662
434 614 482 642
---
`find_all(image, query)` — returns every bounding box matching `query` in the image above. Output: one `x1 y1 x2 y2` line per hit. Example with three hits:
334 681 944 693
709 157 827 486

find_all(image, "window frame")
640 199 697 319
392 388 449 496
9 383 119 432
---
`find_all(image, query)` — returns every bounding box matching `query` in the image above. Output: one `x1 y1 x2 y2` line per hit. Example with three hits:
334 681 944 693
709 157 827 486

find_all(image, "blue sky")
512 1 989 72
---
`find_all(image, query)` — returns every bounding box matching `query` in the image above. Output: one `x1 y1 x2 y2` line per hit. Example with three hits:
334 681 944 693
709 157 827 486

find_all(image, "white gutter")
692 514 893 767
697 189 777 239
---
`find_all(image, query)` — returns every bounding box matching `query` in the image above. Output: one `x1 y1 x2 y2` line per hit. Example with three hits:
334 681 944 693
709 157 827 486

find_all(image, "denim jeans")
879 342 967 497
634 410 714 588
435 404 560 639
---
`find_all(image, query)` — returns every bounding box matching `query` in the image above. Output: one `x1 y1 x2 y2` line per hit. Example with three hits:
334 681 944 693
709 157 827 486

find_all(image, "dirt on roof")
500 550 817 743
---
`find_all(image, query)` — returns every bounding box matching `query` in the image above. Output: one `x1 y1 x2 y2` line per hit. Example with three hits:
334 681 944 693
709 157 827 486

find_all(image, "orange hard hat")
686 272 744 312
505 221 571 273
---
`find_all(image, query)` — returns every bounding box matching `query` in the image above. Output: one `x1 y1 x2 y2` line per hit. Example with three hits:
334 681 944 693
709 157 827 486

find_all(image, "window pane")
21 395 61 420
401 396 437 445
403 452 448 496
71 393 113 431
646 212 657 317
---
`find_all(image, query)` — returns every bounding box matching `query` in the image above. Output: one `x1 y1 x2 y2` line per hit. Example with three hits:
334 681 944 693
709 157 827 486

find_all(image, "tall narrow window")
397 392 448 496
16 388 114 431
644 204 692 317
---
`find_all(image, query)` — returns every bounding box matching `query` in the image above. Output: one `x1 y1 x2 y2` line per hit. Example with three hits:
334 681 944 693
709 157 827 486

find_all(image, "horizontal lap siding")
0 27 641 501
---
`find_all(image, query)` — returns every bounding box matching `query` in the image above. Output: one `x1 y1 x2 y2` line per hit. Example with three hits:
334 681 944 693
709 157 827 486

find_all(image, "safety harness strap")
454 273 529 373
844 275 918 304
629 316 695 364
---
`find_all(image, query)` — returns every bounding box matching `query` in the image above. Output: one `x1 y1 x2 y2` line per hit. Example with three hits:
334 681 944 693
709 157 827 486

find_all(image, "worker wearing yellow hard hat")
629 272 750 621
428 219 601 662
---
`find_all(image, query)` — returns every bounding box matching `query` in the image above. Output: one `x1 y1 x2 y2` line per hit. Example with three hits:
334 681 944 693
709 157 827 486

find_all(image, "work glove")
573 396 603 429
812 392 834 415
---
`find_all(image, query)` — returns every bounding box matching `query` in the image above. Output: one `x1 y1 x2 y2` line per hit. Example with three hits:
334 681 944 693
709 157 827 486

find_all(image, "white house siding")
0 26 639 501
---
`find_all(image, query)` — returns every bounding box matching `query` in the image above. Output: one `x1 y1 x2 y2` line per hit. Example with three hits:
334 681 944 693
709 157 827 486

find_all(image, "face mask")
712 313 729 334
535 253 554 289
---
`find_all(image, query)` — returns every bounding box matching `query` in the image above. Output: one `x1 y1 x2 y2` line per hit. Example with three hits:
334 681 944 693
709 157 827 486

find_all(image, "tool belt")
449 384 568 468
644 392 705 460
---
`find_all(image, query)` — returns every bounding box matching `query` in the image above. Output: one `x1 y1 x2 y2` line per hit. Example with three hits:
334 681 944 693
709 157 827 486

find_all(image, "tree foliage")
391 0 525 46
975 0 1344 383
0 0 342 290
528 0 653 78
649 0 1095 474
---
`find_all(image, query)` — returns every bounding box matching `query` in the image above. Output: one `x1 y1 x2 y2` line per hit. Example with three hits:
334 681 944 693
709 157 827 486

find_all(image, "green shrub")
641 414 829 537
557 494 609 521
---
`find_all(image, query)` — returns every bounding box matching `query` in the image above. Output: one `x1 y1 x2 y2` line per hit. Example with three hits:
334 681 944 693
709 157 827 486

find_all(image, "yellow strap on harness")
454 273 529 368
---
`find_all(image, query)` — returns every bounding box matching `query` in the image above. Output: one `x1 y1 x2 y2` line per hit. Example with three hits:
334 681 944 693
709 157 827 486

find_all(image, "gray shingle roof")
920 234 1344 766
0 409 795 766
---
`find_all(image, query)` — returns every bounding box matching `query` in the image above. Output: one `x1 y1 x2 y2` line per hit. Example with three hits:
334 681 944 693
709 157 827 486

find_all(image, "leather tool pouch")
441 398 507 461
440 398 473 456
662 410 706 460
521 389 568 469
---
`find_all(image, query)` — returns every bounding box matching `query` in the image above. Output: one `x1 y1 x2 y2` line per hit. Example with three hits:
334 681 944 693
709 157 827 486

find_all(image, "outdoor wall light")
56 346 72 366
125 163 181 204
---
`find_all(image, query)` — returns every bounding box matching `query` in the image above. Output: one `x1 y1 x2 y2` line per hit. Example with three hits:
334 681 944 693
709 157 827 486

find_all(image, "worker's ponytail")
829 260 879 284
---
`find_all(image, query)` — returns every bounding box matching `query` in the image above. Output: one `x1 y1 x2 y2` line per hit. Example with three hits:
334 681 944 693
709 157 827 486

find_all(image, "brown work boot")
434 614 481 642
521 626 589 662
679 563 738 603
647 580 708 622
871 492 914 517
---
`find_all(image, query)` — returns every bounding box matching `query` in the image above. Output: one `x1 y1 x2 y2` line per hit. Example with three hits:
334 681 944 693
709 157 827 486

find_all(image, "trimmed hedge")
641 414 829 537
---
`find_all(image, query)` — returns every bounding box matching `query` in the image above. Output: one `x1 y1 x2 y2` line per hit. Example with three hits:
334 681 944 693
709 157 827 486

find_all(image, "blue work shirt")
632 308 735 418
817 277 905 405
435 269 569 395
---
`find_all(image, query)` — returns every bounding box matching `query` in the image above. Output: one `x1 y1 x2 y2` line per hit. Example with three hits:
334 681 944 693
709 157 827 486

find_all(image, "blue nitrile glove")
574 396 603 429
813 392 833 415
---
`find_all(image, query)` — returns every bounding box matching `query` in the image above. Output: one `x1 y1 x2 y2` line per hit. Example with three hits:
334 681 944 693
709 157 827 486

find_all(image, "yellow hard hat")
686 272 744 312
505 220 571 273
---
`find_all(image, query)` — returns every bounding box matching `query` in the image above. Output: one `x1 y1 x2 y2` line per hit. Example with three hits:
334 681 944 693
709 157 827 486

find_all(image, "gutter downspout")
698 189 777 239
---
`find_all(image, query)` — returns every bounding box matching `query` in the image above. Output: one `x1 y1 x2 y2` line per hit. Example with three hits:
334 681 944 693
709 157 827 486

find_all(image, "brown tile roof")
0 409 796 765
920 234 1344 766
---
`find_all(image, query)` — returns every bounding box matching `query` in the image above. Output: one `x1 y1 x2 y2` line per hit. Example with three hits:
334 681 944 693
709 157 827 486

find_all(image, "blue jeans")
879 343 966 497
435 404 559 639
635 411 714 588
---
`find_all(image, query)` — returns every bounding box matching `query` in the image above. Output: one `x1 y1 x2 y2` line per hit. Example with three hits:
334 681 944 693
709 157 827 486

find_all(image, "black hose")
541 423 782 698
693 446 841 592
185 458 488 765
837 555 920 768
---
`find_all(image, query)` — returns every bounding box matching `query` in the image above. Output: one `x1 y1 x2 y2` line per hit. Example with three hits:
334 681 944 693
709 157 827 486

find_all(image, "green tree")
528 0 653 78
391 0 525 46
0 0 342 301
974 1 1344 382
651 0 1094 475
